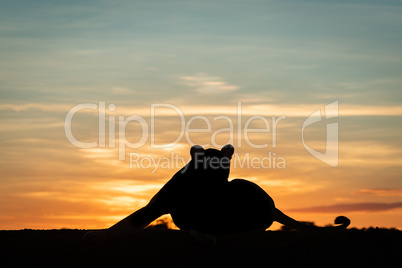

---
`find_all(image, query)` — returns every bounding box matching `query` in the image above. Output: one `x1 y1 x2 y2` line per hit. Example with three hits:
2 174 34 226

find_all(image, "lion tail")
273 208 350 231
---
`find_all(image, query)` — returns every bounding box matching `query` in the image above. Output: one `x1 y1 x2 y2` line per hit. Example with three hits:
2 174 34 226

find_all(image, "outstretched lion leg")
84 204 167 242
84 185 173 242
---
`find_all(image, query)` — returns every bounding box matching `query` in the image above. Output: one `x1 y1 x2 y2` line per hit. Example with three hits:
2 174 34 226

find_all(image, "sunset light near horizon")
1 0 402 231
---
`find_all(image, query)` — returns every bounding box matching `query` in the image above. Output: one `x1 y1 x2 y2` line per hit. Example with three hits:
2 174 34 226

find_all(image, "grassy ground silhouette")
0 227 400 267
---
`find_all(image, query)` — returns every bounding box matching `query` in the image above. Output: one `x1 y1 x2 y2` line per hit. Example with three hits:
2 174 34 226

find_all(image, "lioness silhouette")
85 144 350 242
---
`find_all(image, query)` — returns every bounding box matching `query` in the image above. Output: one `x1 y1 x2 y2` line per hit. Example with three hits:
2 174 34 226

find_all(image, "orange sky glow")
1 102 401 230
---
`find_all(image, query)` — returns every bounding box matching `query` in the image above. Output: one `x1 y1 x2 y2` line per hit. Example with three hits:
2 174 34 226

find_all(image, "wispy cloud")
180 73 239 94
287 202 402 213
353 189 402 197
2 102 402 117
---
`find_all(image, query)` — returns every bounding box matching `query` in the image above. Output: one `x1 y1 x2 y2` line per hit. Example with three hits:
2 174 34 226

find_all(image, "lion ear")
190 145 204 159
221 144 234 157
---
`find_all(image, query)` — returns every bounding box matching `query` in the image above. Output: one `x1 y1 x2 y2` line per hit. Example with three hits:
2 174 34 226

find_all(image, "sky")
0 0 402 230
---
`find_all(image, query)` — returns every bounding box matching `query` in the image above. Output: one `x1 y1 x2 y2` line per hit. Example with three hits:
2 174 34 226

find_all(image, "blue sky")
1 0 402 106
